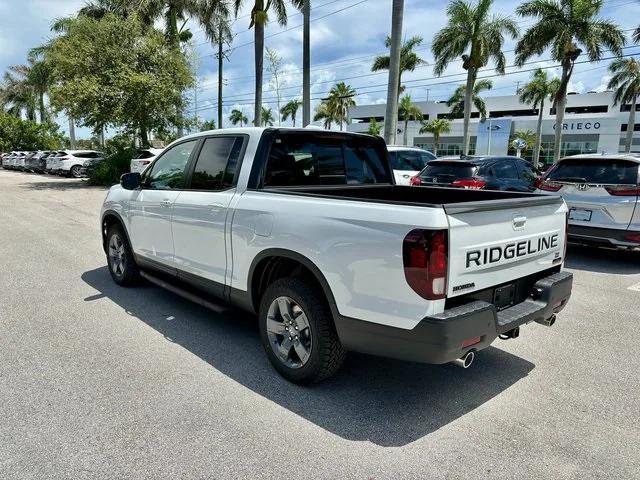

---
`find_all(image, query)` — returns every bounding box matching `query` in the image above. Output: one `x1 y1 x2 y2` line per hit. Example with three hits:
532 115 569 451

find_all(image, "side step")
140 271 228 314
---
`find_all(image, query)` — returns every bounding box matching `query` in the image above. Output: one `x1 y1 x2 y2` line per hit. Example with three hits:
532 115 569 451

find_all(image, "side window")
519 162 537 182
492 160 519 179
189 136 244 190
264 135 345 187
145 140 197 190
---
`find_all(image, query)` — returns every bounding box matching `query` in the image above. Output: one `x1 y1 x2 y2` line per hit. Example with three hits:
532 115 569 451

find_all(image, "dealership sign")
553 122 601 130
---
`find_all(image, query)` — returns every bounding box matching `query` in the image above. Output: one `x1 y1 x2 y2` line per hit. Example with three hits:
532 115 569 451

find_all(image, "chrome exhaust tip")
536 314 556 327
452 350 475 369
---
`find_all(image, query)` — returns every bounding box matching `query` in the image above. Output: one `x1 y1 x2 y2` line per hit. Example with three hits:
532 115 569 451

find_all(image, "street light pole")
302 0 311 127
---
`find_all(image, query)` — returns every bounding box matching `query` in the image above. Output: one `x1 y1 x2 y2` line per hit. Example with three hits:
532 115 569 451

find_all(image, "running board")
139 271 228 314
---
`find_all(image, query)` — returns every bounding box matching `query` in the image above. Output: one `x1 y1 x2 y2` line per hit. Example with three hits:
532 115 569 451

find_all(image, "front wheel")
259 277 346 384
106 225 140 286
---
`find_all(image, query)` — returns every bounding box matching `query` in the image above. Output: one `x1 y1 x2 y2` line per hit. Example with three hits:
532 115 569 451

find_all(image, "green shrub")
87 144 135 186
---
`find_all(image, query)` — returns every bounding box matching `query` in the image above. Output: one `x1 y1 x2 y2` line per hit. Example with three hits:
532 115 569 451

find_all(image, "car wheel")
69 165 83 178
259 276 346 384
106 224 140 287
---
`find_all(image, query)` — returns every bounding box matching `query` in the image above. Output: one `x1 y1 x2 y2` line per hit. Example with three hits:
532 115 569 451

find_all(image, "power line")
185 51 639 114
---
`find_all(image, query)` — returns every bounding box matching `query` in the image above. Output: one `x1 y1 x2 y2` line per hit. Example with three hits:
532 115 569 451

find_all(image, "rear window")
420 162 477 180
548 159 639 184
135 151 155 159
390 150 436 171
263 133 390 187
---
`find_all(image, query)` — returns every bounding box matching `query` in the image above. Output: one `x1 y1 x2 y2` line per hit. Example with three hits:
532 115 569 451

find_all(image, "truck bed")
264 184 563 212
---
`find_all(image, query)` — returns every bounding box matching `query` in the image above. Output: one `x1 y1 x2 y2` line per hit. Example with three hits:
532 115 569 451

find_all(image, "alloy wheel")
108 234 126 278
266 296 313 369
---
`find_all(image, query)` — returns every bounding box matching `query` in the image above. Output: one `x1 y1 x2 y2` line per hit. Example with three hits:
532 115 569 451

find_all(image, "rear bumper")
568 224 640 248
336 271 573 364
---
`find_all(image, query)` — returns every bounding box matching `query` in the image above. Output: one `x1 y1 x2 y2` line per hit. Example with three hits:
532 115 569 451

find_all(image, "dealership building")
347 91 639 164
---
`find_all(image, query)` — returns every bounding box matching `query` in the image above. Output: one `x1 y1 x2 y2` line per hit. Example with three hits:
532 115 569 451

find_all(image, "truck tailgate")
445 196 567 298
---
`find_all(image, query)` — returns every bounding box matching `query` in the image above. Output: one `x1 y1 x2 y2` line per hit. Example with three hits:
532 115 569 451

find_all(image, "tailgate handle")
513 216 527 230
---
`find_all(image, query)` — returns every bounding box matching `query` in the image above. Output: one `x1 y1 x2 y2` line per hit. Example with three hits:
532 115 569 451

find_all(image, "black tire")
69 165 83 178
259 276 346 384
106 224 140 287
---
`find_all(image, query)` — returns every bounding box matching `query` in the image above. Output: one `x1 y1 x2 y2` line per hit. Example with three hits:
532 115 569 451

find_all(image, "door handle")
208 203 225 213
160 199 172 208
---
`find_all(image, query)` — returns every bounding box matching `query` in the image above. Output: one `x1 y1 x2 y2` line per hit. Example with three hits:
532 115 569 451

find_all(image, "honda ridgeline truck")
101 128 573 384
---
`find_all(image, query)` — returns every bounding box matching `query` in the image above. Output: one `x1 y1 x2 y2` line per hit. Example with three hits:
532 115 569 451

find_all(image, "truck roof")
175 127 377 144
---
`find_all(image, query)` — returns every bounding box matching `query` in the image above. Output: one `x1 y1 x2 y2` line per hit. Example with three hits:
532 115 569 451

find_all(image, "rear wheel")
106 224 140 286
259 276 346 384
69 165 83 178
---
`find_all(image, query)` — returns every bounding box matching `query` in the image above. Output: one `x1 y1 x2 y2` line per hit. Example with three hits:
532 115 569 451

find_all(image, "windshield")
548 159 639 184
420 162 478 181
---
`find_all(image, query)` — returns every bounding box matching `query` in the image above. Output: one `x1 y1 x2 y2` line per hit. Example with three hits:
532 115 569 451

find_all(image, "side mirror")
121 172 142 190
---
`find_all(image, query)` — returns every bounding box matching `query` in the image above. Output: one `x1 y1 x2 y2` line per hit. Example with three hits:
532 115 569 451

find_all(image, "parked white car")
47 150 104 177
387 146 437 185
101 127 572 383
130 148 164 173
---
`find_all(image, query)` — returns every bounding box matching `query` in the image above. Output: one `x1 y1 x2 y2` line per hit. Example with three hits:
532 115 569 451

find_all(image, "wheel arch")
101 210 131 254
246 249 339 318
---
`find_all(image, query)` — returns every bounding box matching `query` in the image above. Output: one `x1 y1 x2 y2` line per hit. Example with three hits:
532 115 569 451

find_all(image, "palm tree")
229 108 248 126
234 0 303 126
372 35 427 97
420 119 451 155
432 0 518 155
280 99 301 126
398 95 422 146
383 0 404 144
313 102 336 130
199 0 233 130
515 0 625 163
368 118 382 136
261 106 275 126
608 58 640 154
518 68 560 168
447 79 493 120
327 82 356 131
0 70 36 121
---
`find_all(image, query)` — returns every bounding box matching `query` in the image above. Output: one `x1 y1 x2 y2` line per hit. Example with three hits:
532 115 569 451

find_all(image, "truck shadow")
81 266 534 447
565 244 640 275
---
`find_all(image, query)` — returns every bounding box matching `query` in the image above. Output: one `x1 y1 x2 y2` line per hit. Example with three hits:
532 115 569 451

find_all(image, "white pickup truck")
101 128 573 383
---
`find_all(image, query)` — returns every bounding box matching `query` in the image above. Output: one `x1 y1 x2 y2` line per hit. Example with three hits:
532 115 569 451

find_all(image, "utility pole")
302 0 311 127
383 0 404 145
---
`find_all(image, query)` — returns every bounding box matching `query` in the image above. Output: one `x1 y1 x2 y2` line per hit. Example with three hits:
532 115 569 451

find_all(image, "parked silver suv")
536 154 640 248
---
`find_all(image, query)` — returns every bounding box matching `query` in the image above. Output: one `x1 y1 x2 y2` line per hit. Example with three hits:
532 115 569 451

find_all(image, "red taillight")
403 229 448 300
451 178 486 190
141 160 151 165
536 180 563 192
604 185 640 196
409 175 422 186
624 233 640 243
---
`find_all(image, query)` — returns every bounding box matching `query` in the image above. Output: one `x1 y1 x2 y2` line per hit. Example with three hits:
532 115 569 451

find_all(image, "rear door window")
491 160 519 179
188 136 245 191
391 150 432 171
547 159 640 184
263 133 390 187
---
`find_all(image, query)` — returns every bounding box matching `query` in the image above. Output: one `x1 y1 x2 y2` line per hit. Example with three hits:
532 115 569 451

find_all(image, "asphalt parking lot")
1 170 639 479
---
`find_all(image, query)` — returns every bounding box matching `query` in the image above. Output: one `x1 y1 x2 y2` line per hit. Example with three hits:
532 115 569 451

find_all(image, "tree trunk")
218 36 224 130
433 132 439 155
254 22 264 127
292 112 296 128
68 116 76 149
140 122 149 147
383 0 404 144
533 99 544 169
625 96 636 153
39 92 46 124
403 119 408 146
462 68 475 156
553 62 571 163
302 0 311 127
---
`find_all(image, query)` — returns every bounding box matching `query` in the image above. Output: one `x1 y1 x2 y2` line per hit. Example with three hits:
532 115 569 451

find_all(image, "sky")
1 0 640 139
